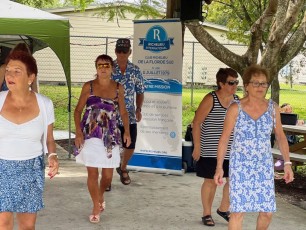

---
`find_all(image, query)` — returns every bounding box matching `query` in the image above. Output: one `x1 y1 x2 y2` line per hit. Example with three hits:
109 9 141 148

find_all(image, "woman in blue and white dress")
214 65 294 230
0 50 59 229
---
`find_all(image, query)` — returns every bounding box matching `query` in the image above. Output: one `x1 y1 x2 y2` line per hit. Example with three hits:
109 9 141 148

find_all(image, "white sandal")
89 214 100 223
99 201 106 213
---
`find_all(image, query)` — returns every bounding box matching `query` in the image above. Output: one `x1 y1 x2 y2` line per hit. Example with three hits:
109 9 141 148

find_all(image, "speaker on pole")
180 0 203 21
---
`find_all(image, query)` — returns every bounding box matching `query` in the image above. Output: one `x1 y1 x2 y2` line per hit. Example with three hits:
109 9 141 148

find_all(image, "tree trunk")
270 72 280 104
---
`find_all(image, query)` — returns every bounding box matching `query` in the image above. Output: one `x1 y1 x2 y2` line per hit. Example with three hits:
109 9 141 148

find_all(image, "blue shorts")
0 155 45 213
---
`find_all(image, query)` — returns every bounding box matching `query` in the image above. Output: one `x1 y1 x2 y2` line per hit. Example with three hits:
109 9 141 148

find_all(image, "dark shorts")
196 157 229 179
119 124 137 149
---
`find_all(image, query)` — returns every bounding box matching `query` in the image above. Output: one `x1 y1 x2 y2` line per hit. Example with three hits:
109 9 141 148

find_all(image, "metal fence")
34 35 248 86
34 35 305 118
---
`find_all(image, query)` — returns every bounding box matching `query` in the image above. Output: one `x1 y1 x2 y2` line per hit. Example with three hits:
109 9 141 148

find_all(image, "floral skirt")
0 155 45 213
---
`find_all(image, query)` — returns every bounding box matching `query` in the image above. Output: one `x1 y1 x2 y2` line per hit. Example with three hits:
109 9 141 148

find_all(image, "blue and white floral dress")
229 99 276 213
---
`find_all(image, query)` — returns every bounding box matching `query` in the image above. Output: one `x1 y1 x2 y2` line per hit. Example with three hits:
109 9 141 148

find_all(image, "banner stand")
132 19 183 175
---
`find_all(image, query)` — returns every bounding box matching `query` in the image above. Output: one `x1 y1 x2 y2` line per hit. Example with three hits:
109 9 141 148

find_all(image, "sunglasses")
116 49 129 54
97 63 111 69
226 80 239 86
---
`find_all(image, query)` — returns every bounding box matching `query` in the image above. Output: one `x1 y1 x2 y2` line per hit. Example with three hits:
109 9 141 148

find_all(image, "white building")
34 4 246 85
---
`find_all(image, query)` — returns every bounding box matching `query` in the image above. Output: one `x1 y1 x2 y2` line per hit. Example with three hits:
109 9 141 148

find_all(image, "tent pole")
68 92 72 158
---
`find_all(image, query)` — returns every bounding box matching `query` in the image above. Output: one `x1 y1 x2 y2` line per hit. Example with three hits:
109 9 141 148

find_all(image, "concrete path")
33 144 306 230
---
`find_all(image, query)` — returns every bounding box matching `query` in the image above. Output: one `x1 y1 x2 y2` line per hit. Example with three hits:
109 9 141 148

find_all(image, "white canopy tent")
0 0 72 155
0 0 71 87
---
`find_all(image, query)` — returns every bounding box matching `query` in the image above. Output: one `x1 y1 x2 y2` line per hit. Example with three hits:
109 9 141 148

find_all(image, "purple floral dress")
81 81 121 158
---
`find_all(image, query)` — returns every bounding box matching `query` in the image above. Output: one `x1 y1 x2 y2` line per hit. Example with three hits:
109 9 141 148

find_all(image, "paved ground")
31 144 306 230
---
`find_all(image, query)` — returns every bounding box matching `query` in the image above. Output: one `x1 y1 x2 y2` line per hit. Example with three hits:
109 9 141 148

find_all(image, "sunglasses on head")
97 63 111 69
226 80 239 86
116 49 129 54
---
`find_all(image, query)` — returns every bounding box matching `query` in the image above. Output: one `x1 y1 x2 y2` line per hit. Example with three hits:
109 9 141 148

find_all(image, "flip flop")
217 209 230 222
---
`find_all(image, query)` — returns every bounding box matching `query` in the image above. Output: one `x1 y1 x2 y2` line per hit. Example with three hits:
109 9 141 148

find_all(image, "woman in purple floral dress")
74 54 131 224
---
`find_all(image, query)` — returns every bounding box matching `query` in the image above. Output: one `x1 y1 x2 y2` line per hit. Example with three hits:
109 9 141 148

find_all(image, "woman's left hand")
48 155 59 179
283 165 294 184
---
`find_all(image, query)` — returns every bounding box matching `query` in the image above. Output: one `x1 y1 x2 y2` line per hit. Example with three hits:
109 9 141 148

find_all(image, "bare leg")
16 213 37 230
0 212 13 230
201 178 217 216
119 148 134 184
87 167 100 215
99 168 114 204
229 212 244 230
256 212 273 230
218 178 230 212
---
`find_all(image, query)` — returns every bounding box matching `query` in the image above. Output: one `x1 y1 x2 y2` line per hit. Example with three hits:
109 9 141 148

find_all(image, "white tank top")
0 113 44 160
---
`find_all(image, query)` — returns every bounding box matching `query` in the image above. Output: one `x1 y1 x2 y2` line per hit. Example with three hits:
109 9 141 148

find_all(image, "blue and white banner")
130 19 183 175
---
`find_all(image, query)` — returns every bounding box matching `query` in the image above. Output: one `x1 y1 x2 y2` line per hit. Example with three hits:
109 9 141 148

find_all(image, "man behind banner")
110 38 144 189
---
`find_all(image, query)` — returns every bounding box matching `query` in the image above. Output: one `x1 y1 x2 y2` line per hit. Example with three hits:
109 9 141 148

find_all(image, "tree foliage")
187 0 306 103
15 0 306 103
92 1 165 26
13 0 63 8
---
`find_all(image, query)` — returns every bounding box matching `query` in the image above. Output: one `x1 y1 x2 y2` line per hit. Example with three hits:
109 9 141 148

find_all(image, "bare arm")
118 84 131 147
74 82 90 148
214 103 238 185
274 105 294 183
135 93 144 122
192 93 213 161
46 123 59 179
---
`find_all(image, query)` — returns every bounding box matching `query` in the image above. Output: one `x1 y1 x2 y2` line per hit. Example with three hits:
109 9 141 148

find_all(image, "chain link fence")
34 35 248 86
33 35 305 131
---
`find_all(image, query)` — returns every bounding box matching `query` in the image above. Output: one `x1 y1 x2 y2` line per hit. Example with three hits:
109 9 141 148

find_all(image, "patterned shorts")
0 155 45 213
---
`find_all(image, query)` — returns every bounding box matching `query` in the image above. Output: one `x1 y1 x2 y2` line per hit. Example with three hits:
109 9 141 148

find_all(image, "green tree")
71 0 306 103
93 1 165 26
185 0 306 103
12 0 63 8
18 0 306 103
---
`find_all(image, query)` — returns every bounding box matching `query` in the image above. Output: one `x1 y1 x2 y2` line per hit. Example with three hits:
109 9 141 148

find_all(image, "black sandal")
217 209 230 222
202 215 215 226
116 167 131 185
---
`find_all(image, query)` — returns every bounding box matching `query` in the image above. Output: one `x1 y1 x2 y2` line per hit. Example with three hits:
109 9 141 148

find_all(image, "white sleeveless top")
0 113 44 160
0 91 55 159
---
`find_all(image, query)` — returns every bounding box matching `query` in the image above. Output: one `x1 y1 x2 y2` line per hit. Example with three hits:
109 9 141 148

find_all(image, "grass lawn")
182 85 306 134
41 83 305 174
39 83 306 133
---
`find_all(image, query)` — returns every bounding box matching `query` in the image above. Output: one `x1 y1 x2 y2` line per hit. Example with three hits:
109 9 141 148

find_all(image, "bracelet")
284 161 292 165
48 153 58 159
136 107 142 112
